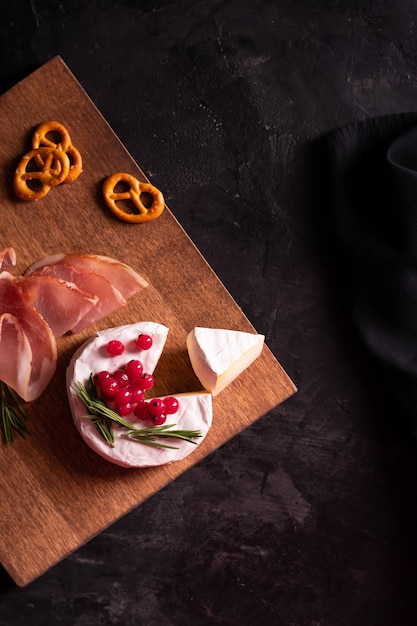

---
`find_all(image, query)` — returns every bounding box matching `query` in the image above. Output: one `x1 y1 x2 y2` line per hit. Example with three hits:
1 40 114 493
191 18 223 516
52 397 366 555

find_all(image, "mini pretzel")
13 147 70 201
102 173 165 223
32 120 82 183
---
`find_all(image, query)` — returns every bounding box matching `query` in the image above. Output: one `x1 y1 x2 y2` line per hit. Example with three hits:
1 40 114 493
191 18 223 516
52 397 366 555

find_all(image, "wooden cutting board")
0 56 296 587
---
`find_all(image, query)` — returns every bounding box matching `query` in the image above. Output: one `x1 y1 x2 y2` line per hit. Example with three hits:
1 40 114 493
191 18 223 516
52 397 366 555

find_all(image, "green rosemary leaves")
0 382 30 444
73 375 202 450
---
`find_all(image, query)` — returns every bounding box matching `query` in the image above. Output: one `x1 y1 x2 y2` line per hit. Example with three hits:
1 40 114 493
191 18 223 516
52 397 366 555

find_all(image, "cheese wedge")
66 321 212 468
187 327 265 395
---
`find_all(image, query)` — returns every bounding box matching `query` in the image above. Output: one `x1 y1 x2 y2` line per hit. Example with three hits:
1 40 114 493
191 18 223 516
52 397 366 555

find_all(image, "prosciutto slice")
17 275 99 337
0 314 32 397
25 253 149 299
25 253 149 333
0 271 57 401
0 247 16 273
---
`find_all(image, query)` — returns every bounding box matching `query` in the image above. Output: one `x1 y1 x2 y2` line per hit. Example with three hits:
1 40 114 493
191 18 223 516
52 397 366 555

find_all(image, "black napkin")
318 112 417 436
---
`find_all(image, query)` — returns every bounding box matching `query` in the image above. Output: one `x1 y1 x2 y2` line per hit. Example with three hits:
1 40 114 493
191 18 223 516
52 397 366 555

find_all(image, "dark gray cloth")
320 113 417 435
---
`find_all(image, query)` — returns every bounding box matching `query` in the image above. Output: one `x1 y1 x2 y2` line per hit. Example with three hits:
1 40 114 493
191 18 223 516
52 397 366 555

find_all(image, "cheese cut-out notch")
187 327 265 396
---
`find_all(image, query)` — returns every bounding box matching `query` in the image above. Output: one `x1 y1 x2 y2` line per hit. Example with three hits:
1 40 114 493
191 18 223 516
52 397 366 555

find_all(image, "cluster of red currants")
93 334 179 425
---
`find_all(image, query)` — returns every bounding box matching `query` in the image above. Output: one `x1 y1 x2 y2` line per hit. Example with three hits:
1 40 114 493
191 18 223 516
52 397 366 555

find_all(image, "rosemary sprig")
73 376 202 450
0 382 30 444
73 376 122 446
127 424 203 449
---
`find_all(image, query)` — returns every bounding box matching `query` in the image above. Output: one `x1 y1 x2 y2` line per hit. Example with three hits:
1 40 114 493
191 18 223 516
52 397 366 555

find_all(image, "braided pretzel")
32 120 83 183
13 147 70 201
102 173 165 223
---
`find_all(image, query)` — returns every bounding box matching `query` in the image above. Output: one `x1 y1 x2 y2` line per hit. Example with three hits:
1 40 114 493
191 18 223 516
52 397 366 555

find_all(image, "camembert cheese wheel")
66 321 212 468
187 327 265 396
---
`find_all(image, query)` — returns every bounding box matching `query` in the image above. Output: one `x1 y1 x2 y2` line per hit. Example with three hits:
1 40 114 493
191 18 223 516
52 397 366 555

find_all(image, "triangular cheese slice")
187 327 264 396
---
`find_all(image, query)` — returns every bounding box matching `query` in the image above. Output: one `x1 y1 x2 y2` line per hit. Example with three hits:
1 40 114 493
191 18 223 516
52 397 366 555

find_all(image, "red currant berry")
112 369 130 388
134 401 151 421
116 402 133 417
106 340 125 356
94 370 110 386
125 359 143 380
151 413 167 425
137 373 154 390
135 334 153 351
101 377 119 397
148 398 166 417
114 388 133 406
163 396 179 414
129 385 145 404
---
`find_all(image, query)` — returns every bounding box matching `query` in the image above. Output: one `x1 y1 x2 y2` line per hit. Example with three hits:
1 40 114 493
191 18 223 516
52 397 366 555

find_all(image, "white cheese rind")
187 327 265 395
66 321 212 468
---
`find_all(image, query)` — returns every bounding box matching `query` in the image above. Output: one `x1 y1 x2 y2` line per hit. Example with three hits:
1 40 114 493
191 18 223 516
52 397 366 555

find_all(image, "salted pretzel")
102 172 165 223
13 147 70 201
32 120 82 183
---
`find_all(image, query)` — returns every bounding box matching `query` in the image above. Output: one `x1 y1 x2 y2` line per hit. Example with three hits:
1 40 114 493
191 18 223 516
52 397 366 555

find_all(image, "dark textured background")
1 1 417 624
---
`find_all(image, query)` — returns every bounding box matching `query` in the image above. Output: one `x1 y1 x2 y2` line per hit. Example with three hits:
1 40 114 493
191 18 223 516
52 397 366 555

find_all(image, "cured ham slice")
17 275 99 337
25 253 148 333
27 264 126 333
0 314 32 396
0 271 57 401
0 247 16 273
25 253 148 299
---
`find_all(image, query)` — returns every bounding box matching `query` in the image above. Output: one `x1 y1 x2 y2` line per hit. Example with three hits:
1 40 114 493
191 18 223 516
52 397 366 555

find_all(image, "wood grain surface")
0 57 296 587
